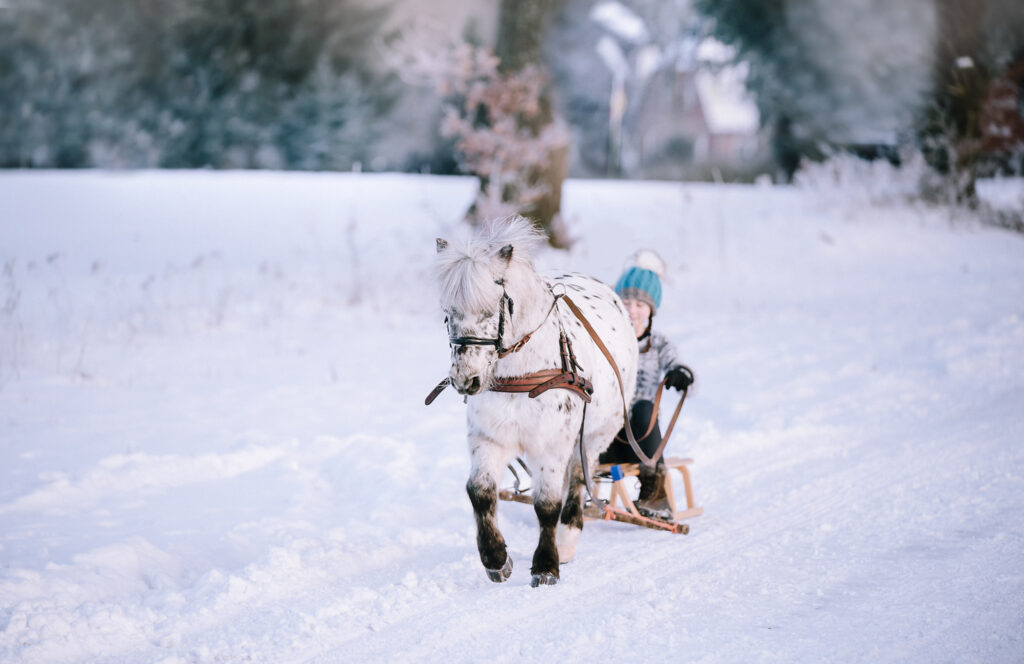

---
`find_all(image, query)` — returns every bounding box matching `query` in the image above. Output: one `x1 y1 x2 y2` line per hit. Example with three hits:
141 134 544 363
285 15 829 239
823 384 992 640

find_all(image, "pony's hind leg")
556 455 586 564
466 443 513 582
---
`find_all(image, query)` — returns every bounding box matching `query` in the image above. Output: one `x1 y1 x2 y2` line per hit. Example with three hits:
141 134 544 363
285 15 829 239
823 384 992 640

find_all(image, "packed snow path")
1 172 1022 663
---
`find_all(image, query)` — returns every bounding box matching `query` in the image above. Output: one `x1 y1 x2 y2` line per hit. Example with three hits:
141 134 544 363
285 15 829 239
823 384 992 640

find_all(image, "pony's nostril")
468 376 481 393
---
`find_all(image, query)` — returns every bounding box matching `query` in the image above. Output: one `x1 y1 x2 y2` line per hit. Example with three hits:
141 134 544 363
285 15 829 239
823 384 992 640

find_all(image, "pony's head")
435 217 544 395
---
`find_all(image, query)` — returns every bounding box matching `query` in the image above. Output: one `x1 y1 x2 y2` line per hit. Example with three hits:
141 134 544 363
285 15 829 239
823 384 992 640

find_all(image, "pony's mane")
437 216 545 313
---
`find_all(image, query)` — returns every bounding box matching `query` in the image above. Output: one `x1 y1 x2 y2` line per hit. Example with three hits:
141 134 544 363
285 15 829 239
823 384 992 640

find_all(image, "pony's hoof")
485 555 513 583
530 572 558 587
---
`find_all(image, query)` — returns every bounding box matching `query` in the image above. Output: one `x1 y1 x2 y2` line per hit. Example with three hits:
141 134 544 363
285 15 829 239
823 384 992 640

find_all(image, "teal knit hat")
615 266 662 314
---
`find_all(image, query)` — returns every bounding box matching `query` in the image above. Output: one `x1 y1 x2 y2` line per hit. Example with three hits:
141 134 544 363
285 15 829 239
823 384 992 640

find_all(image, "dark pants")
599 400 662 464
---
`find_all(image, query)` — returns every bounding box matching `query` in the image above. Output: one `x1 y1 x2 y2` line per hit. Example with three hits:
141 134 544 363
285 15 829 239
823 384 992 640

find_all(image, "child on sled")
599 250 695 519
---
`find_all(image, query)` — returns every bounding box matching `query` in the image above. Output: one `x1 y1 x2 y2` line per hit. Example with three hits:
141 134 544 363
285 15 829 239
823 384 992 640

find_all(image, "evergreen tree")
0 0 396 170
695 0 934 181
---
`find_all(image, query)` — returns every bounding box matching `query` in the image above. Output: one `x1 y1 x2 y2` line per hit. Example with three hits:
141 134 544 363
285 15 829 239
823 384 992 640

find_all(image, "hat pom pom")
628 249 666 278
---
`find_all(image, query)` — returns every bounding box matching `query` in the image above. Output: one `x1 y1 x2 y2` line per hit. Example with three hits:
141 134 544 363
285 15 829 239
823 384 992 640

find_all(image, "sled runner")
498 455 702 535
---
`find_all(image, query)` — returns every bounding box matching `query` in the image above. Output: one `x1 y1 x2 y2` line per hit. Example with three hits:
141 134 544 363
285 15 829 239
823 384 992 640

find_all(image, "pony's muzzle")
453 375 483 395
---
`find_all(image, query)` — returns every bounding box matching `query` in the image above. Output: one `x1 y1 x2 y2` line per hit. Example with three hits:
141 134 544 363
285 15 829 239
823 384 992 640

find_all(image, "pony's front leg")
466 442 514 583
530 456 570 587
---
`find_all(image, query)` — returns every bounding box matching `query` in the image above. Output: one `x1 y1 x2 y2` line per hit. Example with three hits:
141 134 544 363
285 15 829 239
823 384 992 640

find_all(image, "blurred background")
2 0 1023 239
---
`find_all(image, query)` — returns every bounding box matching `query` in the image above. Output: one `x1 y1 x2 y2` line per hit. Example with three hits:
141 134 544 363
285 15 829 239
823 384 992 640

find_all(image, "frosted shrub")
976 178 1024 232
794 151 928 207
437 44 569 223
0 0 395 170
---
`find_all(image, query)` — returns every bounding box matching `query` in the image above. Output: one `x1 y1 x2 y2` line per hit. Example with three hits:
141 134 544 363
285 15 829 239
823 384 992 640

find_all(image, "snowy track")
1 172 1022 662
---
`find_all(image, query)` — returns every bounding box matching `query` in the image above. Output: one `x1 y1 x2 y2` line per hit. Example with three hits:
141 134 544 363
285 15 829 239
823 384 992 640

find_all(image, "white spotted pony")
431 217 637 587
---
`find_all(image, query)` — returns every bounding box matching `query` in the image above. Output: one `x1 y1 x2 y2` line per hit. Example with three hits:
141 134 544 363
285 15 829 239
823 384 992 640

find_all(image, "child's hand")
665 366 694 391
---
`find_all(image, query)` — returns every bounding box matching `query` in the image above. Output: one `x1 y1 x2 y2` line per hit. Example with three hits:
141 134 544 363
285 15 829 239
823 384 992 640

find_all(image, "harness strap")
424 377 450 405
577 400 601 507
490 369 593 402
614 376 688 460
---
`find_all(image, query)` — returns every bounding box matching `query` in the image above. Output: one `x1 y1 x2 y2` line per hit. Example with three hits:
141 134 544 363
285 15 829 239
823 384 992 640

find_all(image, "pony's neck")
499 263 562 373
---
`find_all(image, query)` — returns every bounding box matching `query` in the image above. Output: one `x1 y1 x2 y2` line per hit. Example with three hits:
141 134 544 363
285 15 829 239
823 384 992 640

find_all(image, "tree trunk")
472 0 570 248
922 0 990 206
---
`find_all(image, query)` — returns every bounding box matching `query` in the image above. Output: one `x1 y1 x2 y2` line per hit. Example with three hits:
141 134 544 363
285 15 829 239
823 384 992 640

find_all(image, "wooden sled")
498 456 702 535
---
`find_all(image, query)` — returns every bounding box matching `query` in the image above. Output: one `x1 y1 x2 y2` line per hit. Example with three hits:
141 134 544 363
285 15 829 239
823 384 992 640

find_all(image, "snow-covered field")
1 171 1022 663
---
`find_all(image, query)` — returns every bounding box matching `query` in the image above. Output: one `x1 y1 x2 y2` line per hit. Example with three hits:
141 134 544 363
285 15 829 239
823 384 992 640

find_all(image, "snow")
595 35 630 81
695 64 760 135
695 37 735 64
977 177 1024 214
589 2 649 44
2 170 1023 663
690 38 760 135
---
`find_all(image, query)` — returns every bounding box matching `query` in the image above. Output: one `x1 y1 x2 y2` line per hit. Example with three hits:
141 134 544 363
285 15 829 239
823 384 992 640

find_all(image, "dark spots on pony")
568 284 584 292
534 498 561 529
560 475 584 530
466 478 496 509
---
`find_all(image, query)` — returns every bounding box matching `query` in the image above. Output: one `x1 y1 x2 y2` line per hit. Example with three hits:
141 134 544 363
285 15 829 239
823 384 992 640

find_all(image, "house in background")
626 39 765 180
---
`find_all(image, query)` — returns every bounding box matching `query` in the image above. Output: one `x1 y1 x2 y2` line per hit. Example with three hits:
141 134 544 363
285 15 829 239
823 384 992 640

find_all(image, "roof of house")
694 63 760 134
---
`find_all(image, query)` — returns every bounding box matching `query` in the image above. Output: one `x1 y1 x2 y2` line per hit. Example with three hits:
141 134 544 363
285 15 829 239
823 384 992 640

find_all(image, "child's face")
623 298 651 338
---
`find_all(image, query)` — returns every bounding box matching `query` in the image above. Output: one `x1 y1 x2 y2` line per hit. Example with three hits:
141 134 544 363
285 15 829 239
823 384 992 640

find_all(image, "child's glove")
664 365 694 391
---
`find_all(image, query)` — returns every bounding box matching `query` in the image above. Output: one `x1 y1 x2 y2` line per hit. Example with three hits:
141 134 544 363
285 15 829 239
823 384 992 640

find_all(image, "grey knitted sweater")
633 331 682 406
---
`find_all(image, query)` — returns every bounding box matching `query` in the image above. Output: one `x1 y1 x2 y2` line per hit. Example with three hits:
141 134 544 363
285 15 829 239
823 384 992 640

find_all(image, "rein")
613 375 689 462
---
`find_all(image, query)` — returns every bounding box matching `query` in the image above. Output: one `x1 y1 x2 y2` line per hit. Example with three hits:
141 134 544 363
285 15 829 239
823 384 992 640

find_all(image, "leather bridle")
446 279 561 359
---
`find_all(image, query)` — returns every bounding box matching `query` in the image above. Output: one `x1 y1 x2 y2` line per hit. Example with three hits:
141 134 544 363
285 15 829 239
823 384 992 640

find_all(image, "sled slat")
499 490 533 505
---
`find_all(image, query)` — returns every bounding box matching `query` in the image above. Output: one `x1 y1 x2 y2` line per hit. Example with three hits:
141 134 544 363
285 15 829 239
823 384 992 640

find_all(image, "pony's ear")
436 238 449 253
498 244 513 262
